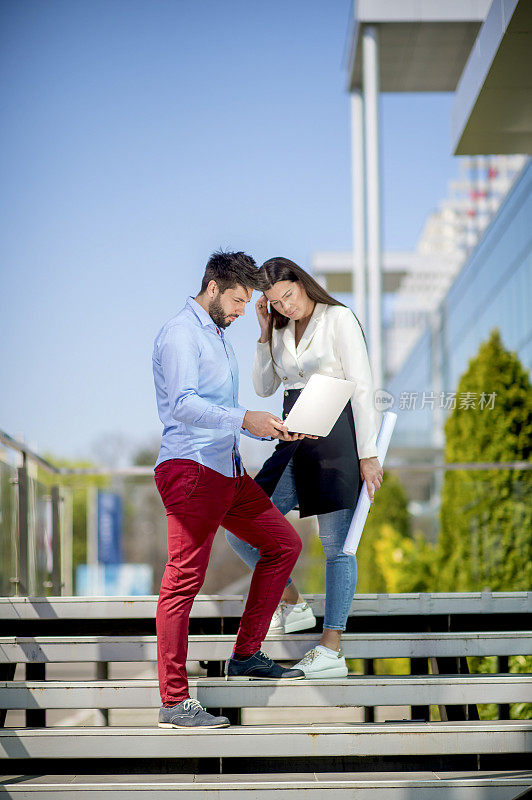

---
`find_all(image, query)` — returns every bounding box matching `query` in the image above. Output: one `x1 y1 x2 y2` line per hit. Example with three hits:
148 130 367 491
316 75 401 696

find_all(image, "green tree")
41 457 109 581
373 524 437 594
303 472 419 595
437 329 532 592
133 444 159 467
356 472 412 593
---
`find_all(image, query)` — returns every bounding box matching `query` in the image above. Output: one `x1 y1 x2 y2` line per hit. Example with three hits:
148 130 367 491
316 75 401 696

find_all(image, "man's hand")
243 410 307 440
242 410 290 439
279 430 318 441
360 457 383 502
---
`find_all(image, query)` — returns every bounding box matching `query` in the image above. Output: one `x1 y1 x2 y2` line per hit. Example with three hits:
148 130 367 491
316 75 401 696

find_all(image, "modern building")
388 158 531 451
333 0 531 455
313 153 527 386
344 0 493 390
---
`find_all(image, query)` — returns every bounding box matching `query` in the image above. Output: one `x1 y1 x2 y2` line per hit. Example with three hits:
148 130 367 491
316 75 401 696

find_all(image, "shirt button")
282 376 287 381
284 390 289 396
298 370 304 377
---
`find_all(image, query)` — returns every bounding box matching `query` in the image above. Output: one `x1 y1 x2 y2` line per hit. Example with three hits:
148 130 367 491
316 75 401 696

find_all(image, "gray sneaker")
158 698 230 729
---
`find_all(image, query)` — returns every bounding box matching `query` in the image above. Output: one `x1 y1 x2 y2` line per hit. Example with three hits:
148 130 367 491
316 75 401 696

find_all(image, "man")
153 250 305 731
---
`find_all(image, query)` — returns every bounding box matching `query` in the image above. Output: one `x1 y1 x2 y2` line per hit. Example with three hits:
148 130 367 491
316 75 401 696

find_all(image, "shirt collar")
282 302 327 358
186 296 219 330
286 302 327 334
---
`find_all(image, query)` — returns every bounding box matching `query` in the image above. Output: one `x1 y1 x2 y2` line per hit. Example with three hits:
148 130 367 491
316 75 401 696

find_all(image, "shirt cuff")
358 447 378 460
229 406 247 431
238 407 272 440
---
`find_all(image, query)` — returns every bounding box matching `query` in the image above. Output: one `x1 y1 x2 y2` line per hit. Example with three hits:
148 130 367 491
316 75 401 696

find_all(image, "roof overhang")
312 250 460 294
451 0 532 155
347 0 490 92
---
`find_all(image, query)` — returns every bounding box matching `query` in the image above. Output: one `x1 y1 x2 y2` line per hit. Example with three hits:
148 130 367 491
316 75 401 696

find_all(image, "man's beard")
208 296 232 329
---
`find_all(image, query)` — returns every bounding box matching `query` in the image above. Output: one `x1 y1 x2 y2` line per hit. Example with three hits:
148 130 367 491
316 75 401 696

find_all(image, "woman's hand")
360 457 383 502
256 294 271 342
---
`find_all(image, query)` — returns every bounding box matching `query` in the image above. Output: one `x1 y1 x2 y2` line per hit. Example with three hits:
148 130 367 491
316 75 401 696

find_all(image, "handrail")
1 426 531 477
387 461 532 471
1 424 531 600
0 428 60 475
61 461 532 477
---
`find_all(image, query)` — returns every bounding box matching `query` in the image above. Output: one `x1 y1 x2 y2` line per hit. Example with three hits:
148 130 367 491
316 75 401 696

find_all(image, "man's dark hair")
200 250 260 294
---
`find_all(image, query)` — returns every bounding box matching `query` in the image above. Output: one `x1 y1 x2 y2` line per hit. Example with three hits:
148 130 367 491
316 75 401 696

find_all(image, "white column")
60 488 74 595
86 485 98 567
430 306 445 450
363 25 383 390
350 90 366 329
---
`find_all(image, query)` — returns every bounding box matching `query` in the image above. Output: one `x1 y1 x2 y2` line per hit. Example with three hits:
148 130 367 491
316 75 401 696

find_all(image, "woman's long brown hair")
259 257 365 353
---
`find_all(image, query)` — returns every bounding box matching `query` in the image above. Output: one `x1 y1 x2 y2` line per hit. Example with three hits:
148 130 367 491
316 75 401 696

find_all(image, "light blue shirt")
153 297 250 477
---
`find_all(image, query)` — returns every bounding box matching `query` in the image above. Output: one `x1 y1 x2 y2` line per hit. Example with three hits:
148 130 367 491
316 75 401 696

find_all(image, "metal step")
2 631 531 663
1 722 531 760
2 674 531 710
1 771 531 799
1 592 530 621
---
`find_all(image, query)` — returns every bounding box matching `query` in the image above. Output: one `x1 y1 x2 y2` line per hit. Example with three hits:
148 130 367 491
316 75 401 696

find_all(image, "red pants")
154 458 302 704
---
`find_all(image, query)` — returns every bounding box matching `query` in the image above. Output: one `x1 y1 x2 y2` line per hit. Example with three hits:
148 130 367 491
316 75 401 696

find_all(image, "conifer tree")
302 472 412 595
438 330 532 591
356 472 411 593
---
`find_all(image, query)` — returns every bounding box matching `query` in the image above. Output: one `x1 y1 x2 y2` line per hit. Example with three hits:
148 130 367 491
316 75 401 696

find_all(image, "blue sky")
0 0 458 463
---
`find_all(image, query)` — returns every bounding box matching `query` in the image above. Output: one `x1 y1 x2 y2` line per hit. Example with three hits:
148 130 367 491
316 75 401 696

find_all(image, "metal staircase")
1 592 531 798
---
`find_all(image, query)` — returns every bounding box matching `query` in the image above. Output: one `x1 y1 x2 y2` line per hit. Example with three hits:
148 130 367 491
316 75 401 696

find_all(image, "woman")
226 257 383 678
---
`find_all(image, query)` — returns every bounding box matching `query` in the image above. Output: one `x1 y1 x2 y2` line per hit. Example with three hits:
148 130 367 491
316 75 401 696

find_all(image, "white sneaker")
294 646 348 679
267 601 316 635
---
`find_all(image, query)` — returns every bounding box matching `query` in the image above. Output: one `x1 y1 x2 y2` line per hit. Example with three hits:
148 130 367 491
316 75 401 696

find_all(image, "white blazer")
252 303 378 459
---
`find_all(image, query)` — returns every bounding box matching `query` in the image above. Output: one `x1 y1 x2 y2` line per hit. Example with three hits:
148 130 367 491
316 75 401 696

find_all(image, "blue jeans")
225 460 357 631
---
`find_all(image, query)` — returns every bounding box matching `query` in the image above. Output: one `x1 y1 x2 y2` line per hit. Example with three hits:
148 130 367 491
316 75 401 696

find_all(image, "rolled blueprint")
342 411 397 556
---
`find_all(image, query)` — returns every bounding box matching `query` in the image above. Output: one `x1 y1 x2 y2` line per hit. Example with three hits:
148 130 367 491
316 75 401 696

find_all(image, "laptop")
283 374 356 437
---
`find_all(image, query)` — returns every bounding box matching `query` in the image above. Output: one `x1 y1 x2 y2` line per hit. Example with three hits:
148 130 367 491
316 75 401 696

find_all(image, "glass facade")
0 458 18 596
388 160 532 450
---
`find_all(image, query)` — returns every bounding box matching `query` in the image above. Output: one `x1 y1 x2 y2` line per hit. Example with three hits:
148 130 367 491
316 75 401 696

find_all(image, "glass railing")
0 457 18 597
0 430 71 597
1 426 530 598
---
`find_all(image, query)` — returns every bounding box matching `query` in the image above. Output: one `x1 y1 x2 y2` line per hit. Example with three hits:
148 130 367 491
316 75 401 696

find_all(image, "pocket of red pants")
182 461 202 499
155 459 201 509
154 459 175 498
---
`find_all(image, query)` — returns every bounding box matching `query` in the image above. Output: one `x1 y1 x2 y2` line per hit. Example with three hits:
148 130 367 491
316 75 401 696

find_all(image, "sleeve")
241 428 272 441
334 309 378 459
252 340 282 397
158 326 246 431
237 396 271 441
